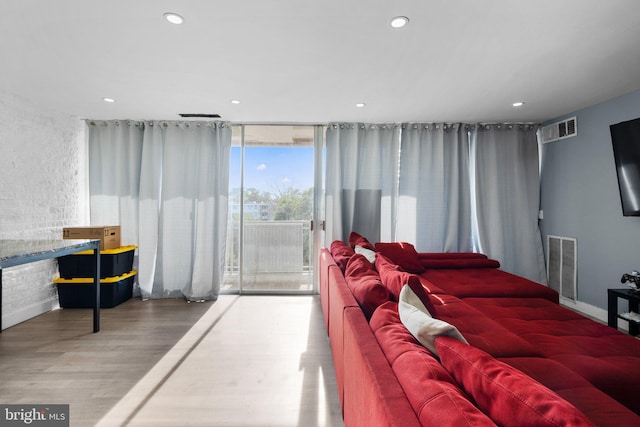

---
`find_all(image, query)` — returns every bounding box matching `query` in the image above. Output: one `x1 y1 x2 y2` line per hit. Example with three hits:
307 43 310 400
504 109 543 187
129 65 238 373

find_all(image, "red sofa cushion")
374 242 426 273
370 301 425 365
421 268 559 302
345 252 376 277
375 253 442 304
427 294 541 358
418 252 488 260
503 357 640 427
329 240 355 273
348 231 375 250
370 302 497 426
344 254 390 319
549 353 640 415
463 297 591 323
398 285 468 356
435 336 596 427
422 258 501 269
464 297 640 415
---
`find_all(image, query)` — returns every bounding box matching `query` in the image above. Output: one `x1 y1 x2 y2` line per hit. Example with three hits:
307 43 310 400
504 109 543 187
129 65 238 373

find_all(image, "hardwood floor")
0 295 343 427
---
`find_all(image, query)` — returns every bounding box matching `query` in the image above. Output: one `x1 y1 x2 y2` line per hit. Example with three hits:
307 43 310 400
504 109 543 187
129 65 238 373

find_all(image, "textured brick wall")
0 91 88 329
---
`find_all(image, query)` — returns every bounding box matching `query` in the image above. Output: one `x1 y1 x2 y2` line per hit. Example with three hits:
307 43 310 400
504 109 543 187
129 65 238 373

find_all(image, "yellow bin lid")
71 245 137 256
54 270 137 284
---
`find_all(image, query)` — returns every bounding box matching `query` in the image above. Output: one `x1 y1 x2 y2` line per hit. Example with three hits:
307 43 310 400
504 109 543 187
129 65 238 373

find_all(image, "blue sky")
230 146 314 193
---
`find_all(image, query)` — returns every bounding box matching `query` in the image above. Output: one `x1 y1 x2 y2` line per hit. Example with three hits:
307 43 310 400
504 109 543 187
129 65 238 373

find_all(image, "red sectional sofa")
320 237 640 427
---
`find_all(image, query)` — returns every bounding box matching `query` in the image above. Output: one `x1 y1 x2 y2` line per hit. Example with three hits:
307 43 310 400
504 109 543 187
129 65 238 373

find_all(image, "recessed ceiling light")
512 101 525 107
390 16 409 28
355 103 366 108
103 97 115 103
231 99 241 104
163 12 184 24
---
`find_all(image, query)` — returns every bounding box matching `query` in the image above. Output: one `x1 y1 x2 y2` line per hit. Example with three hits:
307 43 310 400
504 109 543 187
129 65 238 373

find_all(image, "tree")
273 187 313 220
243 187 274 205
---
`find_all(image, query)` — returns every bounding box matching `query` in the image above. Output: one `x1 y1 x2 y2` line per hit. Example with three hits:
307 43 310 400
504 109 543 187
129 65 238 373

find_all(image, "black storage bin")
58 245 136 278
55 271 136 308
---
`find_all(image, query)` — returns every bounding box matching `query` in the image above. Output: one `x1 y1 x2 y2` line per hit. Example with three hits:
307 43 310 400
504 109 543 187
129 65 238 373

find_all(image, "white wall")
0 91 88 329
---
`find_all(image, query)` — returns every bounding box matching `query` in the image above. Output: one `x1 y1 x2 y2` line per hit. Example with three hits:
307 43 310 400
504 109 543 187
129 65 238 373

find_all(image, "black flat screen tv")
610 117 640 216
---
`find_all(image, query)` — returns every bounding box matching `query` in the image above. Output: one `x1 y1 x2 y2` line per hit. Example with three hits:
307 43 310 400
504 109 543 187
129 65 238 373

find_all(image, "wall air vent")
541 116 577 144
547 235 577 301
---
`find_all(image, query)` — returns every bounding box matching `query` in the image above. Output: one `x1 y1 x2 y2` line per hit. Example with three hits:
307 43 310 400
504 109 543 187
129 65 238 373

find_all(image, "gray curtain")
471 124 547 283
325 123 400 244
88 120 232 300
88 120 144 247
321 120 547 284
397 123 473 252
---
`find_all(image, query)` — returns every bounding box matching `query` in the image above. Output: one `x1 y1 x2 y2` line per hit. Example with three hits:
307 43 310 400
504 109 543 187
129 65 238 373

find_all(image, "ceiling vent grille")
541 116 577 144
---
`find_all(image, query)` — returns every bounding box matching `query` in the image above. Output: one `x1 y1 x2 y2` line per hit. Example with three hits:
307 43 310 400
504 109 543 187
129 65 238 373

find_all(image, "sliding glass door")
224 125 322 294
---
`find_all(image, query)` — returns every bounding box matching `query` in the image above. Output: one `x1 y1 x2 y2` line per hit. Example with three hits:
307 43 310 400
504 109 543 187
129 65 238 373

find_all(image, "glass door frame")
228 124 324 296
311 125 325 295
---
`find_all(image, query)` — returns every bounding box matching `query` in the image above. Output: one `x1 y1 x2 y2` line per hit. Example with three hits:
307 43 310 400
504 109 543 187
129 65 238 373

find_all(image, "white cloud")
281 177 290 184
256 163 267 171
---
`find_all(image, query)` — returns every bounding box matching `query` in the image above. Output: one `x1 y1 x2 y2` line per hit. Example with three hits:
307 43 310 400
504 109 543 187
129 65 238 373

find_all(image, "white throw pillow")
354 245 376 263
398 284 468 356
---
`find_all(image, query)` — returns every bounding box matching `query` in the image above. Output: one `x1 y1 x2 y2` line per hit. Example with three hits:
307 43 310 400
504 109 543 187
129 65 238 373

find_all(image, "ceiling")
2 0 640 124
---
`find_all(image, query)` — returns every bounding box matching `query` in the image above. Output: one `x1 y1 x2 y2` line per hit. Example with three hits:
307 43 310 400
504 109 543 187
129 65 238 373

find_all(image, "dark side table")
608 288 640 336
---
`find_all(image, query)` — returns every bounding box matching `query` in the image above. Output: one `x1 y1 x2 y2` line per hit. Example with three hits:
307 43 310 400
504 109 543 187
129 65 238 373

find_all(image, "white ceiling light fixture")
231 99 241 104
390 16 409 29
163 12 184 25
355 102 366 108
103 97 115 103
512 101 525 107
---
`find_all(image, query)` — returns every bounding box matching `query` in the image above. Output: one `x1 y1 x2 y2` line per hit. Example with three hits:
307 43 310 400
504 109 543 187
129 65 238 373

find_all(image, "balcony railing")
223 220 313 291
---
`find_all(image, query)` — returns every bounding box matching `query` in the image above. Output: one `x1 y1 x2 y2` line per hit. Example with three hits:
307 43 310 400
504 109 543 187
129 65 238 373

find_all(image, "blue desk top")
0 239 100 268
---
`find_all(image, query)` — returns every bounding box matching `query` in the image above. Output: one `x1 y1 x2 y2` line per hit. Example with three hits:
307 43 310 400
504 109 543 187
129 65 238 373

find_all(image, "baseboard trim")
2 299 59 330
559 296 629 332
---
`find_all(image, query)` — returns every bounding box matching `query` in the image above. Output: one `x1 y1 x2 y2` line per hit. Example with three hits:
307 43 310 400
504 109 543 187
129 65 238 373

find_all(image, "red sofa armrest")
343 307 421 427
328 265 359 409
320 247 338 332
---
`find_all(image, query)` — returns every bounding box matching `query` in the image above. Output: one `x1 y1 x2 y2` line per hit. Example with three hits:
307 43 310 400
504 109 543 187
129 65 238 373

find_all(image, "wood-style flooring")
0 295 343 427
